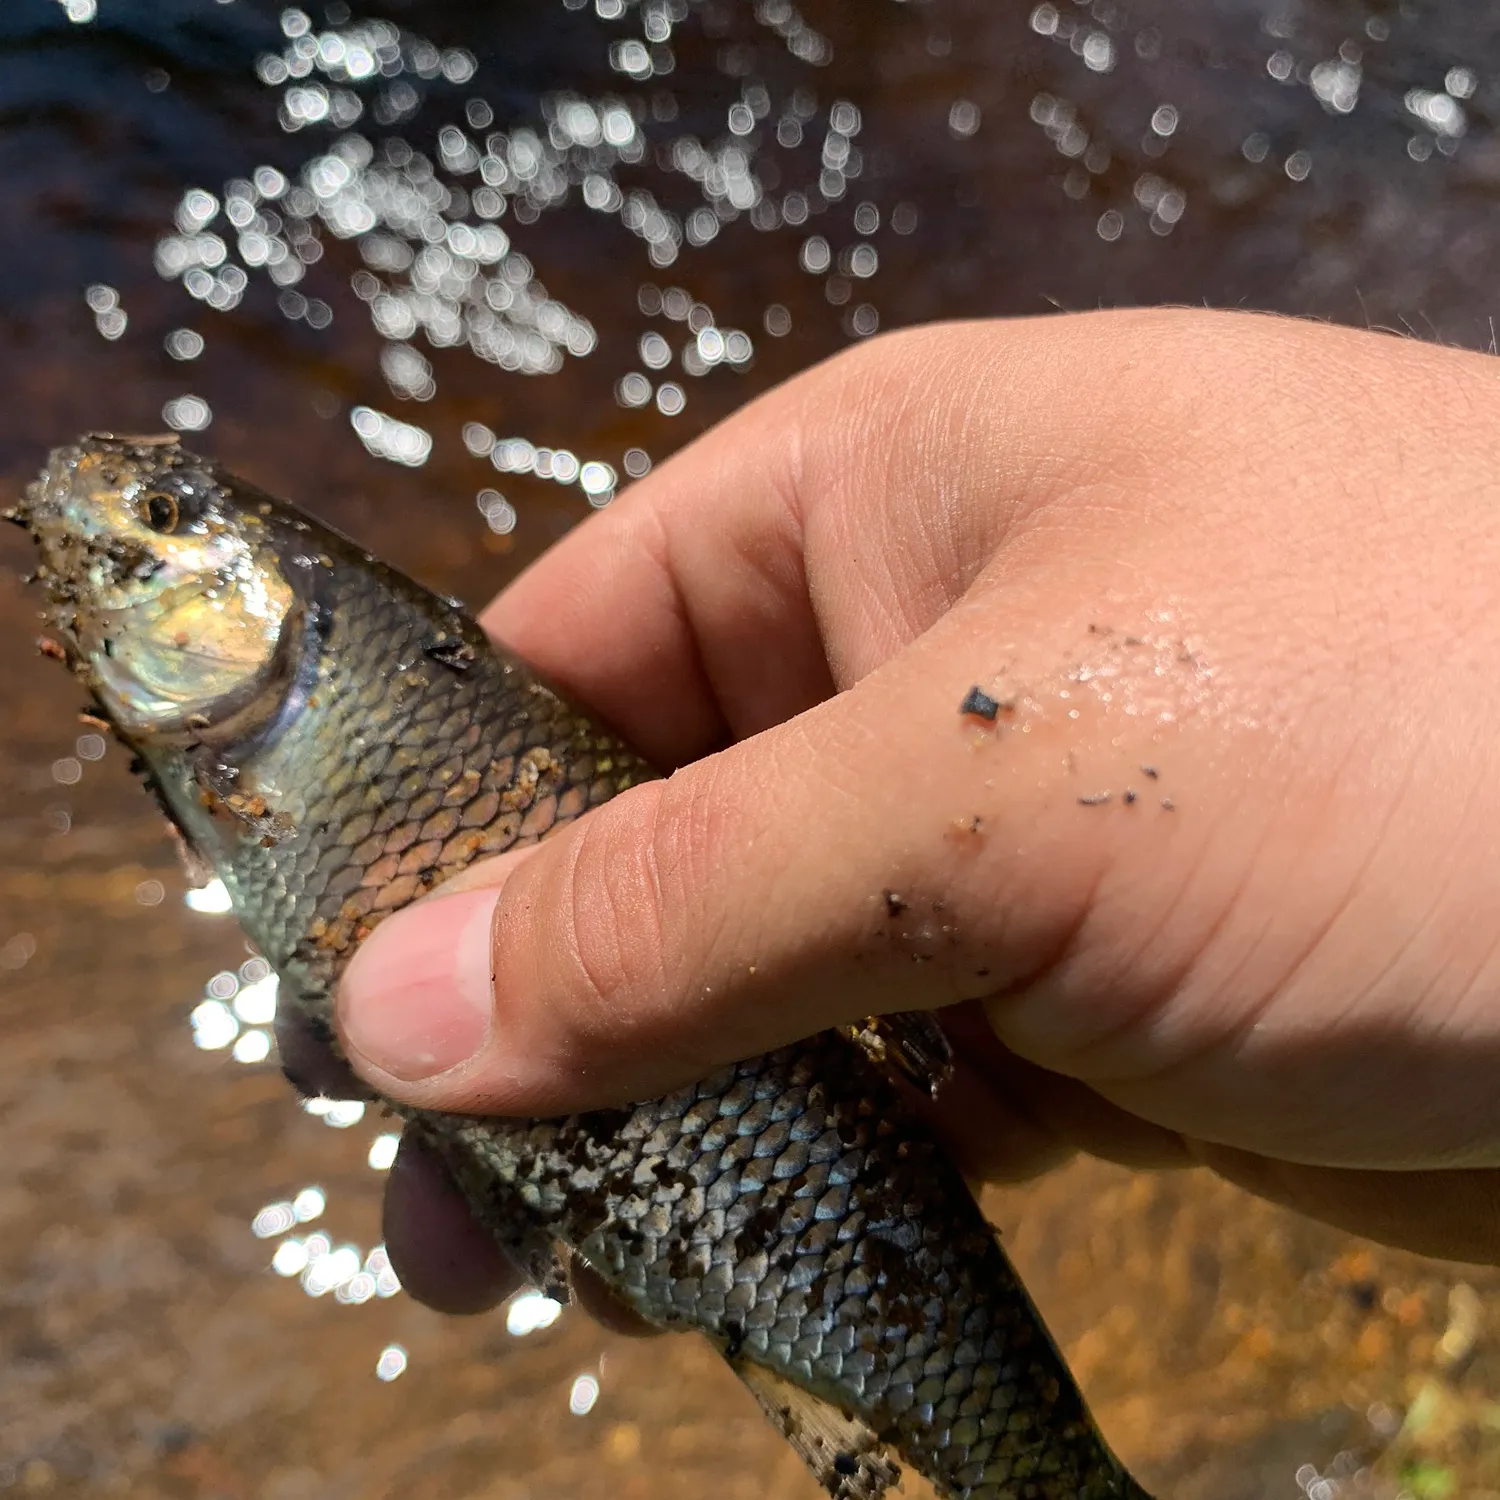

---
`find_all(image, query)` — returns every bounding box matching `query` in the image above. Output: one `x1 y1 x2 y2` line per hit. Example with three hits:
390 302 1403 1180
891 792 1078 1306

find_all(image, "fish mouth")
11 435 191 670
8 450 82 659
11 440 87 538
5 457 60 533
12 431 183 519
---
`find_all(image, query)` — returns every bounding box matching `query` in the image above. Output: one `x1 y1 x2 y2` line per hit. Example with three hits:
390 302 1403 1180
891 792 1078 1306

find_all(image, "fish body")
16 435 1151 1500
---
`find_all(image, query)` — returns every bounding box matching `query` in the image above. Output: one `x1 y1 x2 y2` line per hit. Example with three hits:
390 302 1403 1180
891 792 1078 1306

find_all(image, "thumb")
334 596 1185 1116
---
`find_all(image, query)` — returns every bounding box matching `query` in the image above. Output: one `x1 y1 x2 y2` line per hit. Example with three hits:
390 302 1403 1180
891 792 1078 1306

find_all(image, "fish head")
15 433 296 738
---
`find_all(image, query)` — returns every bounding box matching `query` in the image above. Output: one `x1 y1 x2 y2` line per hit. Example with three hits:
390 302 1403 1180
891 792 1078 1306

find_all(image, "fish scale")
17 434 1153 1500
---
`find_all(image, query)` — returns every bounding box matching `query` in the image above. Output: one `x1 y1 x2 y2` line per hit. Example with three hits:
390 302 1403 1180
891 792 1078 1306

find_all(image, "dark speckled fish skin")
19 436 1151 1500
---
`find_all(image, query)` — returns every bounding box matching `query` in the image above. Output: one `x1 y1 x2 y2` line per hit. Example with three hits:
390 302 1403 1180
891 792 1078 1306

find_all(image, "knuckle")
547 768 733 1044
651 762 736 968
547 783 672 1039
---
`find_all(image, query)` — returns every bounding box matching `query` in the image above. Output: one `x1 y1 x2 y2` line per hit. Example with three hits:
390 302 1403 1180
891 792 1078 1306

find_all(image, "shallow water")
4 1 1500 1496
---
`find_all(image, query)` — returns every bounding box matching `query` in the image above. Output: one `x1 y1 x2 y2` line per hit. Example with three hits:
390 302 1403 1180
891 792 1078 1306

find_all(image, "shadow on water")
4 1 1500 1496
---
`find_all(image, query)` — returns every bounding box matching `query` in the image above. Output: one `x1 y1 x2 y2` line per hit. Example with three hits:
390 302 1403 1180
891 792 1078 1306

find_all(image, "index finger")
477 315 1141 768
478 370 830 769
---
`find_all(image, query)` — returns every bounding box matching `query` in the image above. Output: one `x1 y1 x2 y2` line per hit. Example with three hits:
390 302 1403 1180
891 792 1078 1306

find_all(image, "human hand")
324 309 1500 1315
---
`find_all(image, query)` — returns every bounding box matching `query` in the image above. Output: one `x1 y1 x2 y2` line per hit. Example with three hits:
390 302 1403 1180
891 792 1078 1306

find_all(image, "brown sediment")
3 1 1500 1495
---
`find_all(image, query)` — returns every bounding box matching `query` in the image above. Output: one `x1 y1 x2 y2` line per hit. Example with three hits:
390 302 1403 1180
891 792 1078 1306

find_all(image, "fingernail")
337 886 499 1083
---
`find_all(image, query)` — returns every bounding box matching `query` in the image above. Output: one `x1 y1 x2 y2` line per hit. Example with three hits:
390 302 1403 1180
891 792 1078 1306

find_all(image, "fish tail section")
731 1356 902 1500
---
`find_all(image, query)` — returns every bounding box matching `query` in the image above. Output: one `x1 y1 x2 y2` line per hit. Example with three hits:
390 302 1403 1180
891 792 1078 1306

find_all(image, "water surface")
4 2 1500 1496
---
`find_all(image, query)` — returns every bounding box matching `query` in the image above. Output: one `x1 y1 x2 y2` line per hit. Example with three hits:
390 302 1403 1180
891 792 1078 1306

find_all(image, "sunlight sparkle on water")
165 328 205 360
303 1097 367 1128
293 1186 327 1221
506 1289 565 1336
253 1201 298 1238
147 0 901 515
232 1028 272 1064
233 973 279 1024
376 1344 408 1381
270 1233 400 1298
350 406 431 466
85 284 126 340
272 1239 309 1276
336 1271 377 1304
191 999 239 1051
477 489 517 532
303 1244 362 1295
368 1244 402 1297
185 878 233 913
367 1133 401 1170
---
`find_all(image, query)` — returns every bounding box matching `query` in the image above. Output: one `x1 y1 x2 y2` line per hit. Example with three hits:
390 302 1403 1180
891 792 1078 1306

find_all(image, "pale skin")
305 308 1500 1315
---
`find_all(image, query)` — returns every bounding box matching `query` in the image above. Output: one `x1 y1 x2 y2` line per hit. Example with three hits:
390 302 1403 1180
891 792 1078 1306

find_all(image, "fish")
13 433 1153 1500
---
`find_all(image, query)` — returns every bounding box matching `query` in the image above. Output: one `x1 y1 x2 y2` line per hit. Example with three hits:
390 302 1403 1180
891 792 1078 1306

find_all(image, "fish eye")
140 491 179 534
